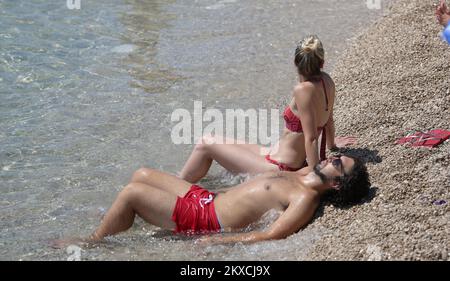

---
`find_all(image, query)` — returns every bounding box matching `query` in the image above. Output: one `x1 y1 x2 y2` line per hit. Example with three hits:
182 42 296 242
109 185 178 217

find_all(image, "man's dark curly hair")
327 156 371 206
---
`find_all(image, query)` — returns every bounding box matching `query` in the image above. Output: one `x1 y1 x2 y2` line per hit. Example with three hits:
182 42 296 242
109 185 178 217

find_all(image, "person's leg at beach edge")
50 183 179 248
178 135 276 183
130 167 193 197
91 183 177 238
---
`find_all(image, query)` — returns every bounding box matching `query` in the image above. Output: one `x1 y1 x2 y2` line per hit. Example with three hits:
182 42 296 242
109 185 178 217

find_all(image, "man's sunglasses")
331 155 346 177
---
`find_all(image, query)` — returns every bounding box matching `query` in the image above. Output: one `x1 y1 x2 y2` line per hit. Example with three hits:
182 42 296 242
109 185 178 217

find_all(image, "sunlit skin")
178 71 357 183
51 155 355 248
436 0 450 27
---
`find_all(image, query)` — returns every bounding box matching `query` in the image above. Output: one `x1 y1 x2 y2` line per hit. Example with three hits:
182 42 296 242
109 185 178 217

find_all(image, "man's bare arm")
198 195 319 244
214 187 232 194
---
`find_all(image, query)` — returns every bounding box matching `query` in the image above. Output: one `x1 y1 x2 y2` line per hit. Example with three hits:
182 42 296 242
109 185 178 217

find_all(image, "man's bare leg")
91 182 177 240
50 183 177 248
130 168 192 197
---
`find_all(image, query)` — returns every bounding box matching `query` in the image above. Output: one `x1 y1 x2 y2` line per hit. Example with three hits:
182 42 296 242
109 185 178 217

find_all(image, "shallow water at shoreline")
0 0 388 260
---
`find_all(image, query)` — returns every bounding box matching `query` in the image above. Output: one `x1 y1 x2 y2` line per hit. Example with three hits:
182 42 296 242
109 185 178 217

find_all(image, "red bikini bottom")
265 154 306 171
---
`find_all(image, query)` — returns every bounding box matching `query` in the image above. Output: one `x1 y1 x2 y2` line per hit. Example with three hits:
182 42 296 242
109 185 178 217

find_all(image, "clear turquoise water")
0 0 386 260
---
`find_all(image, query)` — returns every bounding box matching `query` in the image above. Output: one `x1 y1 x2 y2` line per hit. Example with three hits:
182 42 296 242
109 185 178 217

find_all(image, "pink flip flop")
396 129 450 148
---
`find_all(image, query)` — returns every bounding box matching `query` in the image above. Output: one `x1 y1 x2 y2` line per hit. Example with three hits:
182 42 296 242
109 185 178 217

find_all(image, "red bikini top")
283 77 329 160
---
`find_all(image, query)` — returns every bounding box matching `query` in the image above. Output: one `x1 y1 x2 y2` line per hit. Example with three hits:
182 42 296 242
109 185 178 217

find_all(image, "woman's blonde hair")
294 35 325 78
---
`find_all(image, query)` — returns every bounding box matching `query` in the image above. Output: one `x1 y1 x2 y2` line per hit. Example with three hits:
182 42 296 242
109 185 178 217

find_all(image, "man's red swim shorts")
171 185 222 234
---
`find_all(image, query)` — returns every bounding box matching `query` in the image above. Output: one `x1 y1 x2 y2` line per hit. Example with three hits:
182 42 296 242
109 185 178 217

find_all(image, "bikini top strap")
320 127 327 161
321 77 329 111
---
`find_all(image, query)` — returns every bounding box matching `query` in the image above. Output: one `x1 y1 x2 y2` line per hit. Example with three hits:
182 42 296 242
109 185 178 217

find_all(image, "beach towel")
396 129 450 148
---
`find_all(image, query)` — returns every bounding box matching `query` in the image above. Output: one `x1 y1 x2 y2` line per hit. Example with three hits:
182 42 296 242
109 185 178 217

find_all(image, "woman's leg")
179 135 276 183
91 183 177 240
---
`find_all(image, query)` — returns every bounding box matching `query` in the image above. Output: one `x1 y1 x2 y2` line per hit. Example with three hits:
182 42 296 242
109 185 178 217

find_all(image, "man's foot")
48 237 89 249
48 233 103 249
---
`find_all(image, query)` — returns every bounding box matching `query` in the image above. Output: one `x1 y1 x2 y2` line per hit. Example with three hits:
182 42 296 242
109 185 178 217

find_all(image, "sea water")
0 0 386 260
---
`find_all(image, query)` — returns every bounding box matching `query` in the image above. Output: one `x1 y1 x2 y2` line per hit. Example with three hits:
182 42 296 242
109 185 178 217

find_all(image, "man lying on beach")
52 154 369 247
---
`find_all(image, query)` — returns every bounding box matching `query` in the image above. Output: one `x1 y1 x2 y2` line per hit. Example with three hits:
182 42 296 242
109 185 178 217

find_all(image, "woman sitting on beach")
169 35 356 183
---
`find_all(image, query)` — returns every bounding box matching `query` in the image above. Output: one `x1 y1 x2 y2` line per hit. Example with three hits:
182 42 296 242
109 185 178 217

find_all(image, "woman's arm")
325 106 338 151
324 78 357 151
294 84 320 167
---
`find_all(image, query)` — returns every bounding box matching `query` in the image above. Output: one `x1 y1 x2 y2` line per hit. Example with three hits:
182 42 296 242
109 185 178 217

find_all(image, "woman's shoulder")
321 72 335 87
292 83 315 105
293 82 315 94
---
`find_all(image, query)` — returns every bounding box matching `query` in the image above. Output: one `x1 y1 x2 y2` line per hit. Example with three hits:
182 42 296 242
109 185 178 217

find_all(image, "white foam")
110 44 136 54
205 0 237 10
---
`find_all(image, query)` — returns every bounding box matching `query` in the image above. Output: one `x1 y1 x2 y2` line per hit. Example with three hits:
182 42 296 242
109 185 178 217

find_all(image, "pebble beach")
304 0 450 260
1 0 448 261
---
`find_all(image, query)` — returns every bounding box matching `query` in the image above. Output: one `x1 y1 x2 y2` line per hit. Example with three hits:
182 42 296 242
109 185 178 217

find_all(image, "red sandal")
396 129 450 148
